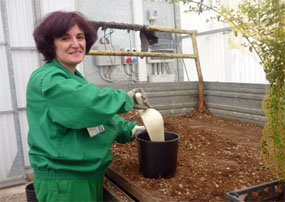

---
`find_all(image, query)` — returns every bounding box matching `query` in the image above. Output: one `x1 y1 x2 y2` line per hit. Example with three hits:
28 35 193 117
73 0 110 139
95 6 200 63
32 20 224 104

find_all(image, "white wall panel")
182 33 266 83
0 46 12 111
0 114 17 181
229 49 266 83
6 0 35 47
198 34 227 82
41 0 76 16
19 111 29 166
182 37 197 81
181 3 267 84
182 34 227 82
12 51 39 108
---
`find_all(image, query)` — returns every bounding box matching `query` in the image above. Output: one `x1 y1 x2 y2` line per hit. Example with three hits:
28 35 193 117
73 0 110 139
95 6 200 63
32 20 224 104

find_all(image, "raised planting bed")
109 109 277 201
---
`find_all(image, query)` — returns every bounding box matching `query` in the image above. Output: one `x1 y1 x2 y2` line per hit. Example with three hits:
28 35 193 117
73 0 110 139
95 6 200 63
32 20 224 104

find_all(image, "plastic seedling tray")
226 180 285 202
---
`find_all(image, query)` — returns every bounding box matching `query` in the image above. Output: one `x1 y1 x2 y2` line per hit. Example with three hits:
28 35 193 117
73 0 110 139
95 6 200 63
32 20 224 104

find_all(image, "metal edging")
10 47 37 51
104 176 136 202
0 176 26 189
0 110 15 115
197 27 232 36
105 167 159 201
0 107 26 115
0 0 26 185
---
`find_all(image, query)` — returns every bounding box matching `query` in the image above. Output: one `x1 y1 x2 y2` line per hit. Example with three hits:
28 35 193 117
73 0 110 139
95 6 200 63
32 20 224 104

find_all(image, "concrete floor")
0 183 27 202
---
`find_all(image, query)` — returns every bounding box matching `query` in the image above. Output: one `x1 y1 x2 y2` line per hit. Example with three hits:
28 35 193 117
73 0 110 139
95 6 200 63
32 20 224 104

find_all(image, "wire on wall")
97 28 138 83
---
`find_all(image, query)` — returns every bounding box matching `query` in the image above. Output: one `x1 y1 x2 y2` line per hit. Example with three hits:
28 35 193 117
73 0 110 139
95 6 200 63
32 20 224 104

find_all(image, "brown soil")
111 109 277 201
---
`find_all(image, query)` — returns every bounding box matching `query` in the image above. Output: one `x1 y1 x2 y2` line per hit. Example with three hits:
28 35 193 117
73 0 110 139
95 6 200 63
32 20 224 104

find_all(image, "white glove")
127 88 151 110
131 125 146 138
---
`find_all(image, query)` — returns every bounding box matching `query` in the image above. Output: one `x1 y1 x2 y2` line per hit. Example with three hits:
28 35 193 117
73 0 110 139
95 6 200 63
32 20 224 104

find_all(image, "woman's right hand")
127 88 151 110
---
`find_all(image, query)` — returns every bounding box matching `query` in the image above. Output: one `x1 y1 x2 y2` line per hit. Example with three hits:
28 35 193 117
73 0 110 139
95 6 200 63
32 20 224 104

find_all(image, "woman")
27 11 148 201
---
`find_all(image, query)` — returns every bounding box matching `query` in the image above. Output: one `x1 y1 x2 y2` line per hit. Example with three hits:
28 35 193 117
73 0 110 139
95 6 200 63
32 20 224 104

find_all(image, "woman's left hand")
131 125 146 138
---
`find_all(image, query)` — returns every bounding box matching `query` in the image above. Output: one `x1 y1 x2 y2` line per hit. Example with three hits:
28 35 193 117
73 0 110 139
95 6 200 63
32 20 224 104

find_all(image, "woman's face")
54 24 86 72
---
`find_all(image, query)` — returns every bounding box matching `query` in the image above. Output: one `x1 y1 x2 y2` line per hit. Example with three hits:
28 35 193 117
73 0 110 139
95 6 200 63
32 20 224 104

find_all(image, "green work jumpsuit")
26 59 137 201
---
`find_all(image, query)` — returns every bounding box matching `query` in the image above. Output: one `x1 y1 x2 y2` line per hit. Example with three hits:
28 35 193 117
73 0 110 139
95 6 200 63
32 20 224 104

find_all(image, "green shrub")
177 0 285 180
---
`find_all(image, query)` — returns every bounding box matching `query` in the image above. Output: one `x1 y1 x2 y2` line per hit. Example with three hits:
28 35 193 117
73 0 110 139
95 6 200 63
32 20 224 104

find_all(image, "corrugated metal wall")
0 0 77 188
204 82 266 125
99 82 199 116
0 0 36 187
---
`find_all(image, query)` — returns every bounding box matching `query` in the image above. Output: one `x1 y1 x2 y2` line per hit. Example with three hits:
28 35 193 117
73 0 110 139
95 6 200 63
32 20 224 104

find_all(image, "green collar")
49 59 87 84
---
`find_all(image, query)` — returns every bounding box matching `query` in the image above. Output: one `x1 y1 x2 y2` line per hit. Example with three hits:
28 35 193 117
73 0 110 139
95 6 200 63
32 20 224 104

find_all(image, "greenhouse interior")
0 0 284 201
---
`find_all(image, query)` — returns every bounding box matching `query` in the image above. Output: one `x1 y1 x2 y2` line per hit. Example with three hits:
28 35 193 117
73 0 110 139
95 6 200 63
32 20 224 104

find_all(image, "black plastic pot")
136 131 180 179
25 183 38 202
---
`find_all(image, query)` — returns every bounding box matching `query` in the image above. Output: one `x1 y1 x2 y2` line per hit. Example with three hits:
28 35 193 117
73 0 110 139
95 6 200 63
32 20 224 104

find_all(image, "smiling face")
54 25 86 73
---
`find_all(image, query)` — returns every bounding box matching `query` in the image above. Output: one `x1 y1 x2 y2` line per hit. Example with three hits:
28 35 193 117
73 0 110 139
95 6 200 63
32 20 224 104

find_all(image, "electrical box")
94 44 121 66
149 9 158 20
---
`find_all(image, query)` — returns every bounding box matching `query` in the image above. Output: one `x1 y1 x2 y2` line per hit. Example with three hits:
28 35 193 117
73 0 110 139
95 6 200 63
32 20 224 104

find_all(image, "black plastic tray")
226 180 285 202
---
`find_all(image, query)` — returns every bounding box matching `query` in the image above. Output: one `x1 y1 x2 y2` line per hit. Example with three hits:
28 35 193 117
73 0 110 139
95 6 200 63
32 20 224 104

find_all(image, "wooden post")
191 32 205 112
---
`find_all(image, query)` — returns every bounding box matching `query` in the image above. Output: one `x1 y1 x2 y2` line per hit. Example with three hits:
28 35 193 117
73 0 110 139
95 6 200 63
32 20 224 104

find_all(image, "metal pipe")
91 21 197 35
10 47 37 51
146 25 197 35
181 27 232 39
0 107 26 115
88 50 196 59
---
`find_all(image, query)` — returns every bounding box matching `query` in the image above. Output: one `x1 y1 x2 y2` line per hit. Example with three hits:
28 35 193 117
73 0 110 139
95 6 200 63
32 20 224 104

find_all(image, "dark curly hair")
33 11 97 62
